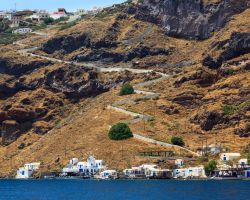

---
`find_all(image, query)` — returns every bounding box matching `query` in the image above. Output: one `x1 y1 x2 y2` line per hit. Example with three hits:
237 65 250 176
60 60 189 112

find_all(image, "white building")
49 9 68 20
13 28 32 34
62 155 105 176
238 159 248 167
30 10 49 22
173 166 206 179
96 170 118 180
175 159 184 168
16 162 40 179
124 164 172 179
220 153 241 162
0 12 12 21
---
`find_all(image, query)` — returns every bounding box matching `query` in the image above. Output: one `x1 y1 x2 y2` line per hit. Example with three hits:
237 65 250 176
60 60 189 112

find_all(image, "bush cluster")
119 83 134 96
108 123 133 140
171 136 185 146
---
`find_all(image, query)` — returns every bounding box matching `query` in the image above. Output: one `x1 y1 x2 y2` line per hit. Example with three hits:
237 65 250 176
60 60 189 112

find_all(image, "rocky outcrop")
136 0 249 40
203 32 250 68
171 91 204 108
75 47 170 63
0 58 51 76
42 33 91 54
159 105 180 115
191 110 228 131
7 108 36 123
44 65 128 98
235 123 250 137
175 70 218 87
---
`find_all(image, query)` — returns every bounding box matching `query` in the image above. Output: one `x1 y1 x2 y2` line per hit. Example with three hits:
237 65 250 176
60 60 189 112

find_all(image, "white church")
62 155 105 176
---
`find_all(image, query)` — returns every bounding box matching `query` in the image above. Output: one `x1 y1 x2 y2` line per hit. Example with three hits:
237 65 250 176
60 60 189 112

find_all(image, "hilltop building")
50 8 68 20
29 10 49 22
220 153 241 162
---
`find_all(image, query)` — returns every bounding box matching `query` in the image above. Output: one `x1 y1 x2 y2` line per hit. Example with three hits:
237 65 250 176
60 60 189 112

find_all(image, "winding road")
13 31 199 157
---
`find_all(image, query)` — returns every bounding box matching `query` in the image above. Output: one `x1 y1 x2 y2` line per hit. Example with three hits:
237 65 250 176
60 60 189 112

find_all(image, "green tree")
0 20 10 33
108 123 133 140
43 17 54 25
204 160 217 176
119 83 134 96
171 136 185 147
247 153 250 165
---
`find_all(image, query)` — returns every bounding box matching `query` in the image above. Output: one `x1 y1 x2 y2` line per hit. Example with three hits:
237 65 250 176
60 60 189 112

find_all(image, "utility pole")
201 139 204 156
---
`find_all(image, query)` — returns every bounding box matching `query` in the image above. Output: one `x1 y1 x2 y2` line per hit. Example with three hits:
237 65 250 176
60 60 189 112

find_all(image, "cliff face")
136 0 249 39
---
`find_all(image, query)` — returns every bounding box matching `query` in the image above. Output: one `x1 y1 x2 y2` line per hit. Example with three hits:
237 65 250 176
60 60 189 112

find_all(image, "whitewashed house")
30 10 49 22
124 164 172 179
220 153 241 162
173 166 206 179
49 9 68 20
238 159 248 167
95 170 118 180
123 166 144 178
175 159 184 168
16 162 40 179
13 28 32 34
62 155 105 176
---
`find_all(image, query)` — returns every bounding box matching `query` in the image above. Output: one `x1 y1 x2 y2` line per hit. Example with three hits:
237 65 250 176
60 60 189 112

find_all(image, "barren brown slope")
0 1 249 177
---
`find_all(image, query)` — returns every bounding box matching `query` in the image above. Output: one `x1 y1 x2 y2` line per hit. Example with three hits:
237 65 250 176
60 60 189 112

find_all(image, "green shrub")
119 83 134 96
108 123 133 140
247 153 250 165
43 17 54 25
226 68 235 75
59 21 77 30
223 105 235 115
204 160 217 176
171 136 185 146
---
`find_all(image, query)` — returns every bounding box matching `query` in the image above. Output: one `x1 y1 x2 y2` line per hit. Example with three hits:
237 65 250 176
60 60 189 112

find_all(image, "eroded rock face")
42 33 91 54
171 91 204 107
191 111 228 131
175 70 218 87
44 65 128 98
203 32 250 68
136 0 249 40
0 58 51 76
75 47 170 63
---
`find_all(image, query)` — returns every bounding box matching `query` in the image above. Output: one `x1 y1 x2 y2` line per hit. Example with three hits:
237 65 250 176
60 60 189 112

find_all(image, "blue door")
247 171 250 178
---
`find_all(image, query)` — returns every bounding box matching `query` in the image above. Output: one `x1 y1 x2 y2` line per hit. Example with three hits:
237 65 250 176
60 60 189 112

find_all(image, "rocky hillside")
0 0 249 177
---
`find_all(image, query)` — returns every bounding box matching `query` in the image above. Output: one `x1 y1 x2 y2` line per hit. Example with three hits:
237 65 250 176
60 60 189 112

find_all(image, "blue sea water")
0 179 249 200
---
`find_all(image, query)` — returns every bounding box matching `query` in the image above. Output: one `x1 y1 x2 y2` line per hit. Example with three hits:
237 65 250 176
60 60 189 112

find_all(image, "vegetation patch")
0 33 25 45
223 100 250 115
204 160 217 176
60 21 77 30
119 83 134 96
108 123 133 140
223 105 236 115
171 136 185 146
